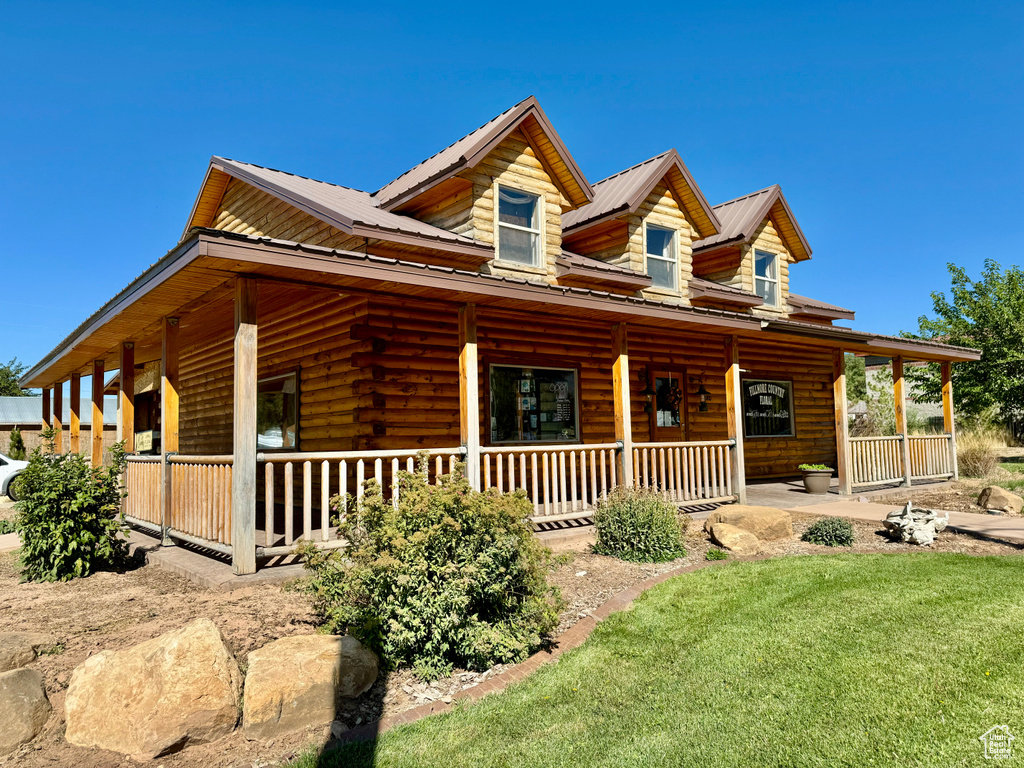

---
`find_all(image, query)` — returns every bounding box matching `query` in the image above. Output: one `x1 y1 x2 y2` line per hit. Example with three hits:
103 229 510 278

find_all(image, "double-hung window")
754 250 779 306
497 186 541 266
645 225 677 290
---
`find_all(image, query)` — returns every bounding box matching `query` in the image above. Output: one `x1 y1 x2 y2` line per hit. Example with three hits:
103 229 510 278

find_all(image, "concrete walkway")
793 501 1024 546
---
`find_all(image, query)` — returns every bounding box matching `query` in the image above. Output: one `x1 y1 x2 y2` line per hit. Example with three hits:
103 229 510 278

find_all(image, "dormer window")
754 250 779 306
645 224 677 290
497 186 541 266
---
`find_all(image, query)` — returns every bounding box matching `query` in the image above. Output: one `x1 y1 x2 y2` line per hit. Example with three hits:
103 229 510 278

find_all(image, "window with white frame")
754 250 779 306
497 186 541 266
645 224 677 290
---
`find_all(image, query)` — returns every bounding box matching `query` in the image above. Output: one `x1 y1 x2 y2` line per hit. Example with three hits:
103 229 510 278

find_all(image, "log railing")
632 441 737 504
850 435 905 487
124 456 161 527
480 443 620 524
257 447 466 553
168 456 233 547
908 434 955 481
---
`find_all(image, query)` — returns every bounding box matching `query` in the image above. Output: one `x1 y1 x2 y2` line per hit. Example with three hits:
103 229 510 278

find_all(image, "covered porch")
22 230 978 574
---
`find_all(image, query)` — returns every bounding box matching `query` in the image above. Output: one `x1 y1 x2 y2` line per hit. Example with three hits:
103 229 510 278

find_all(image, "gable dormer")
560 151 720 303
376 97 593 281
691 185 810 316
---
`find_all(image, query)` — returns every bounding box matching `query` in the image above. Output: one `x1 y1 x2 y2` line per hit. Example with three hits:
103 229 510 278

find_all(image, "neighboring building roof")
787 293 855 321
0 396 117 426
197 158 493 260
373 96 593 211
688 277 763 308
692 184 812 261
560 150 721 239
556 250 653 291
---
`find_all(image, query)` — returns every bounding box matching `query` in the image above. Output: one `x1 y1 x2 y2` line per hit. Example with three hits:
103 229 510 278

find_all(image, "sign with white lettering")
742 379 794 437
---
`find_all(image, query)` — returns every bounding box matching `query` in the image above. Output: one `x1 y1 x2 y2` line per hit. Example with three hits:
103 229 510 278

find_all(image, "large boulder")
978 486 1023 516
0 632 58 673
0 668 51 755
243 635 378 741
704 505 793 541
65 618 240 760
709 523 761 555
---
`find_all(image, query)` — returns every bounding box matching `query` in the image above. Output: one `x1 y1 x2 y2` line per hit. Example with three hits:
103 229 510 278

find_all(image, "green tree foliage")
15 434 129 582
903 260 1024 421
302 455 561 680
845 354 867 405
0 358 33 397
7 427 26 460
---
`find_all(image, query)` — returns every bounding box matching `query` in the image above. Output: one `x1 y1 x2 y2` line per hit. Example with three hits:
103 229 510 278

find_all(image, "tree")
0 358 33 397
8 427 26 460
902 260 1024 422
845 354 866 406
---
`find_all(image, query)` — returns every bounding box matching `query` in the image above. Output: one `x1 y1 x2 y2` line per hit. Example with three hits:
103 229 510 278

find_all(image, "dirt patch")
868 478 1021 516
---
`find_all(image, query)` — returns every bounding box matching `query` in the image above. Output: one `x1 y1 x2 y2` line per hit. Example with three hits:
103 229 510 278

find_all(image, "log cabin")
21 96 980 573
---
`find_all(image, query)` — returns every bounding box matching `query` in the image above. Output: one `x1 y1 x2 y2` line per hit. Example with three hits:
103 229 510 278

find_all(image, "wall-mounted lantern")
690 375 710 412
638 368 656 413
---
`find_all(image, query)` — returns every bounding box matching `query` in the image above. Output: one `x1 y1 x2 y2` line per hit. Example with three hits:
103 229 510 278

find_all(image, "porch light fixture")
638 368 656 413
690 375 710 412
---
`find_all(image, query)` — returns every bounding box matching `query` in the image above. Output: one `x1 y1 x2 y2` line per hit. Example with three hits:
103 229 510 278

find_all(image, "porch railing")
168 455 233 547
633 441 737 504
908 434 955 481
124 456 161 527
850 434 954 488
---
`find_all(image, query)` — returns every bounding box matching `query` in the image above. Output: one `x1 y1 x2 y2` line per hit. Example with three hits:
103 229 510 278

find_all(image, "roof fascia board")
770 193 813 260
181 164 217 240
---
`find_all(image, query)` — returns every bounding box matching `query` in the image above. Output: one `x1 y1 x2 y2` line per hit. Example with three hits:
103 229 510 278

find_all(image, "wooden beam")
833 350 852 495
893 356 911 487
611 323 634 487
161 317 179 545
91 361 104 467
119 343 136 453
458 304 480 490
69 373 81 454
724 336 747 504
231 278 258 575
942 361 959 481
52 383 63 453
41 387 51 431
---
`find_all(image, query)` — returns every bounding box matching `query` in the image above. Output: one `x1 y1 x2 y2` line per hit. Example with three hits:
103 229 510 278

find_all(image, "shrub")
593 487 688 563
801 517 855 547
7 427 25 461
0 519 15 535
15 437 129 582
301 455 561 679
705 547 728 561
958 425 1003 478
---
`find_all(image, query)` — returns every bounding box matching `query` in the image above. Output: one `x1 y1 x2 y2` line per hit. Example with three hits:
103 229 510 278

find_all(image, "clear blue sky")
2 1 1021 374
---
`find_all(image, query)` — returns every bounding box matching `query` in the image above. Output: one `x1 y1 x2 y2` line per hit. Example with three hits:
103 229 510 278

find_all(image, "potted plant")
798 463 834 495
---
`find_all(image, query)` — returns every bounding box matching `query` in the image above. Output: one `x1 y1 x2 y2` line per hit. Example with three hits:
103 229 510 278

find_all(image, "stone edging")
333 554 769 746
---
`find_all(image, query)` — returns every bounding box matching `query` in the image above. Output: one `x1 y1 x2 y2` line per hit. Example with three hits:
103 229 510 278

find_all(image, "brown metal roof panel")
787 292 856 319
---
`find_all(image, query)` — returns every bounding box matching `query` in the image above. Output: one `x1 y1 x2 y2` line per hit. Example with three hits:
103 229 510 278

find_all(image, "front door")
651 370 687 442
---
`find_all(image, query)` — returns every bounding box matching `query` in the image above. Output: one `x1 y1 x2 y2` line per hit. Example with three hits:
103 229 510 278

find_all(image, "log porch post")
893 356 912 487
724 336 747 504
942 361 958 480
611 323 634 487
41 387 51 431
458 304 480 490
120 343 136 453
231 278 258 575
833 350 852 495
53 383 63 453
161 317 179 545
69 373 81 454
91 360 104 468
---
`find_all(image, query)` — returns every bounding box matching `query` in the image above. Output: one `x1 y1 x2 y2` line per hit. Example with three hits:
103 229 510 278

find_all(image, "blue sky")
1 1 1021 374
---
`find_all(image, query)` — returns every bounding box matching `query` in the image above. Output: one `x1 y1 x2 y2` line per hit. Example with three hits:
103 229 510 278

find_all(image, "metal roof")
692 185 812 260
787 293 855 320
561 150 721 239
372 96 593 211
556 250 652 290
0 396 117 426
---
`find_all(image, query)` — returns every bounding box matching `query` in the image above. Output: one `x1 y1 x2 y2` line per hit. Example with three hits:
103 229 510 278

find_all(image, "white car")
0 452 28 501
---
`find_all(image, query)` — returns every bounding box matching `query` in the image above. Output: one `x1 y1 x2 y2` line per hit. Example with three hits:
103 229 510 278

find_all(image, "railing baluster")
391 457 400 508
579 450 587 510
542 452 550 517
570 451 578 512
284 462 294 545
531 453 539 510
321 461 330 541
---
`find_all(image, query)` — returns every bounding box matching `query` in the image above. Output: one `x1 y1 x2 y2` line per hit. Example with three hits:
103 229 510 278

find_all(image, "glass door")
652 370 686 442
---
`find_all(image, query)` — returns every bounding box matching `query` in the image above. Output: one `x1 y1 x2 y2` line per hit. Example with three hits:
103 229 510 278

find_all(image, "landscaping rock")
0 632 58 673
709 523 761 555
243 634 378 741
0 668 51 755
65 618 241 760
978 486 1023 516
704 505 793 540
883 502 949 546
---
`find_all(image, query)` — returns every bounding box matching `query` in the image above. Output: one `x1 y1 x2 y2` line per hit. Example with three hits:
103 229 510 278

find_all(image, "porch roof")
20 229 981 389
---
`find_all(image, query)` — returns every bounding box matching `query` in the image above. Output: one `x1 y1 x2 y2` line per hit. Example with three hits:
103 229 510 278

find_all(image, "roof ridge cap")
591 150 673 187
216 157 370 194
711 184 780 209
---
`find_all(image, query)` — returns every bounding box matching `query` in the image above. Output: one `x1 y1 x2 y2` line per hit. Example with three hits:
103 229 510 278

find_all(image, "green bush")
301 455 561 679
705 547 728 561
7 427 26 461
15 437 129 582
0 519 15 535
593 487 688 563
801 517 855 547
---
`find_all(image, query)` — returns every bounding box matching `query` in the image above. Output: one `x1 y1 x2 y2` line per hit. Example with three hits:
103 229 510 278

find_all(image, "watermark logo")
980 725 1015 759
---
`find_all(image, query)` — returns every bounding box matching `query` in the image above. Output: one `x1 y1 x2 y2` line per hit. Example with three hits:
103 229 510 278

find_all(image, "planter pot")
801 470 833 495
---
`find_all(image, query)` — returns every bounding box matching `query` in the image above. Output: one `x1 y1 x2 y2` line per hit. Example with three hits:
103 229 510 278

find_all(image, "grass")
300 554 1024 768
997 462 1024 494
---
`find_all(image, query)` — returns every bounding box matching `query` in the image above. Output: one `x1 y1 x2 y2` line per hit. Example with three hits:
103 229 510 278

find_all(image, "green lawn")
998 462 1024 493
304 555 1024 768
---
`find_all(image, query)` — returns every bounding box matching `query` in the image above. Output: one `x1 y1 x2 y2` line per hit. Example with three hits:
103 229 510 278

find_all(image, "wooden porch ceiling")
21 230 981 389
